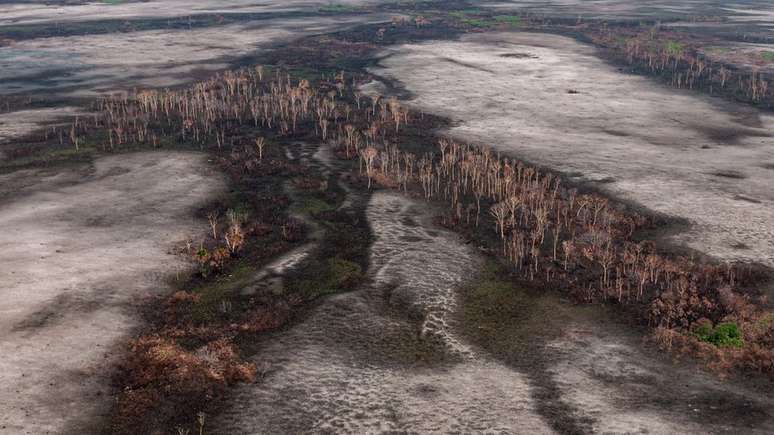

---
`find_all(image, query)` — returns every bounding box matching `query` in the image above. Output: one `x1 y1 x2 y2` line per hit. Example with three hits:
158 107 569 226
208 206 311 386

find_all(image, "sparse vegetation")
664 40 685 57
7 7 773 433
694 321 745 348
319 3 358 14
461 18 489 28
493 15 522 27
291 258 363 299
59 44 770 383
359 133 773 376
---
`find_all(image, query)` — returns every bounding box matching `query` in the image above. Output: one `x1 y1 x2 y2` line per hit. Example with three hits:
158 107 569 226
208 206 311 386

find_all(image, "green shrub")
494 15 522 27
449 9 481 18
694 321 744 348
319 3 357 13
664 40 685 56
761 51 774 62
296 195 334 215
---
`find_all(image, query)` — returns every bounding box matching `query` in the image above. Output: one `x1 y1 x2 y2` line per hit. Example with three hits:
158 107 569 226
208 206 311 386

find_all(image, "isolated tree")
562 240 576 271
360 146 378 188
207 211 219 240
490 202 508 241
224 224 244 255
255 136 266 160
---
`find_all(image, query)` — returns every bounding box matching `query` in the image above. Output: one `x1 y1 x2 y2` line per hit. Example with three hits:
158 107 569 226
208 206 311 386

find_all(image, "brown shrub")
169 291 200 304
239 303 291 333
293 176 327 190
371 171 400 188
113 335 255 433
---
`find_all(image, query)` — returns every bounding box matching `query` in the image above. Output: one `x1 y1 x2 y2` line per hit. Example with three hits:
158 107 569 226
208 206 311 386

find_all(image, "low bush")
694 321 744 348
113 336 255 433
494 15 522 27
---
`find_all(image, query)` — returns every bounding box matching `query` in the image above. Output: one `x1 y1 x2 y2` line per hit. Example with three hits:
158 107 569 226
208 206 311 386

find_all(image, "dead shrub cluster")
114 335 255 434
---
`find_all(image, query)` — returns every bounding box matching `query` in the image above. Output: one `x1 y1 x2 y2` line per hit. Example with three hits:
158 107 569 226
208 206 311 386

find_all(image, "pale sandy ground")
0 0 382 26
2 0 770 25
0 14 394 97
545 322 774 434
0 151 225 434
0 107 79 145
482 0 774 22
721 7 774 23
367 32 774 266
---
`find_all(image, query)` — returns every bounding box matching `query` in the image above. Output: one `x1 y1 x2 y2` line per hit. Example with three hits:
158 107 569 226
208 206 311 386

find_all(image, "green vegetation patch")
449 12 521 28
493 15 522 27
449 8 483 17
703 46 731 54
761 51 774 62
319 3 358 13
294 194 334 216
190 262 256 324
461 18 490 28
664 40 685 56
460 261 564 356
291 258 363 299
693 321 744 348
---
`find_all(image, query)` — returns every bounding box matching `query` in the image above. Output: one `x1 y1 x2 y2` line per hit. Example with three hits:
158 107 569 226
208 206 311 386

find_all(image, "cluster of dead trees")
362 137 763 329
186 208 249 277
591 29 772 105
68 66 410 156
356 133 771 372
70 65 413 265
72 65 770 371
